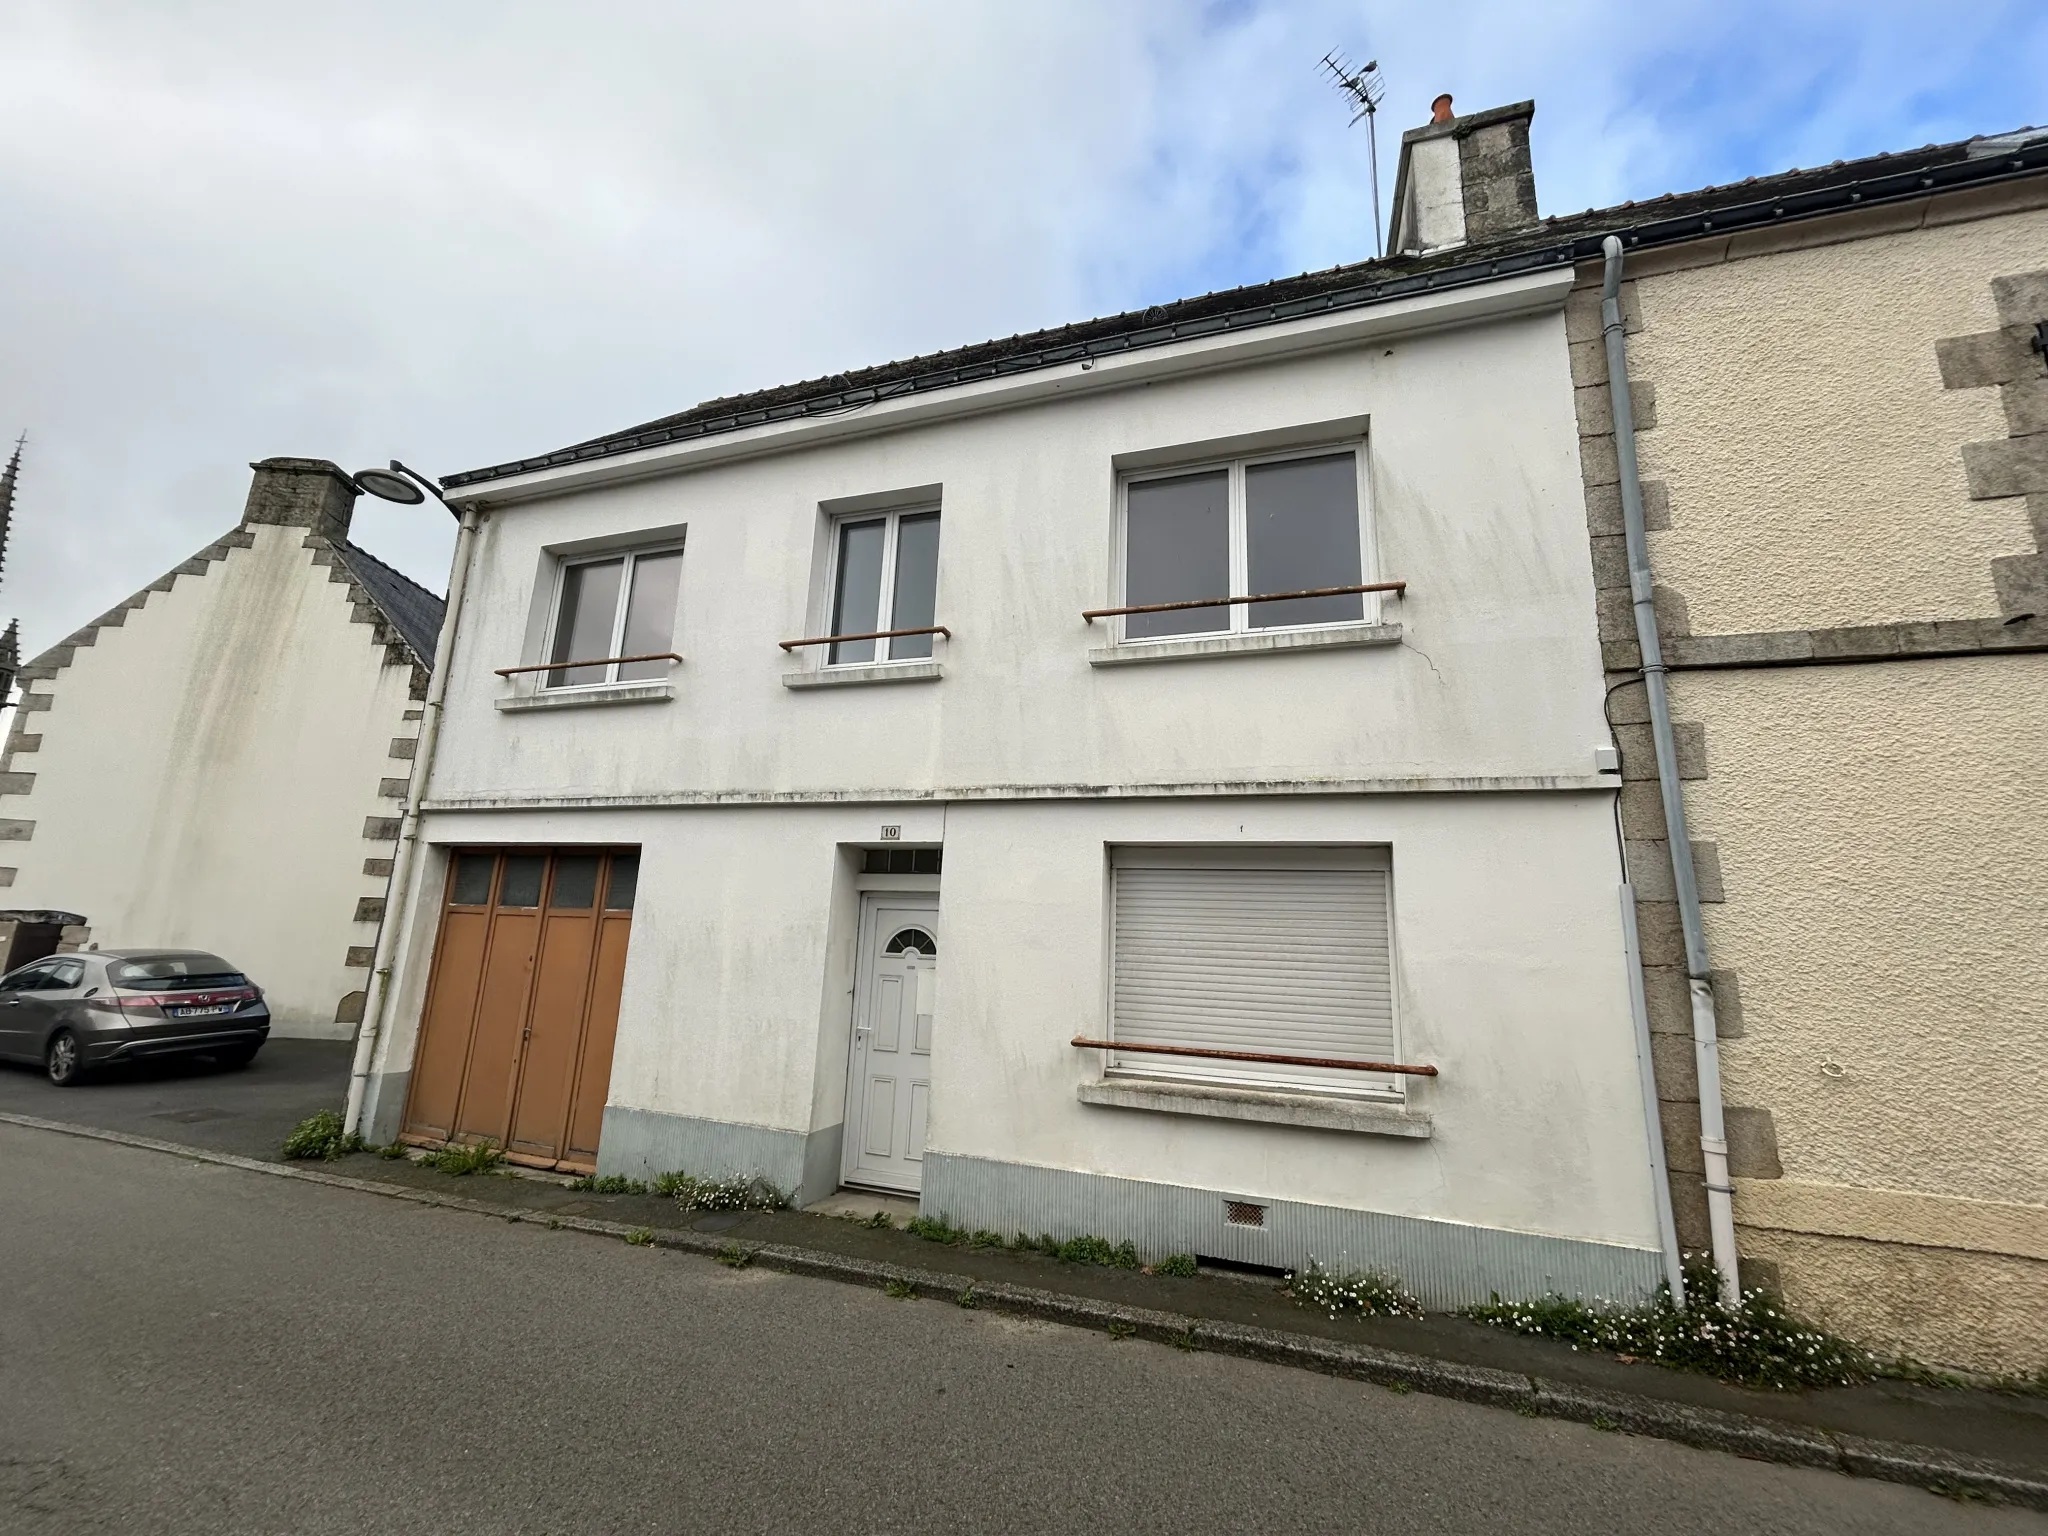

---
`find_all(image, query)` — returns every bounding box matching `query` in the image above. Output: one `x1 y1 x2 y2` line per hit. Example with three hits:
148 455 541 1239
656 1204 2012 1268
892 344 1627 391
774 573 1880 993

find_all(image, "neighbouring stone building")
1562 130 2048 1372
0 458 445 1039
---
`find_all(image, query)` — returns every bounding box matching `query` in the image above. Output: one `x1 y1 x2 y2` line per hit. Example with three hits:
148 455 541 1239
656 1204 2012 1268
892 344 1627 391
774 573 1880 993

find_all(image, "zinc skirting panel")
599 1105 843 1208
922 1152 1665 1309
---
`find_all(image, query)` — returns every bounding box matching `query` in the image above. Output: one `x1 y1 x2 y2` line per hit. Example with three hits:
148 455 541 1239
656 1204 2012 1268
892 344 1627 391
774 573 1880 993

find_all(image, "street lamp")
350 459 455 515
340 455 480 1138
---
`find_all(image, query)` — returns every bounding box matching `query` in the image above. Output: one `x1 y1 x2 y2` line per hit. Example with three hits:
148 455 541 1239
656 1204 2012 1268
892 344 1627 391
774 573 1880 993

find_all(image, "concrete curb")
7 1109 2043 1511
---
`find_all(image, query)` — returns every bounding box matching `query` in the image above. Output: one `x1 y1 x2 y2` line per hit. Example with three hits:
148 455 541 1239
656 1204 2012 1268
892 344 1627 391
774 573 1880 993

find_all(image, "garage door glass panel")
550 855 599 909
450 853 495 907
604 854 639 911
499 855 545 908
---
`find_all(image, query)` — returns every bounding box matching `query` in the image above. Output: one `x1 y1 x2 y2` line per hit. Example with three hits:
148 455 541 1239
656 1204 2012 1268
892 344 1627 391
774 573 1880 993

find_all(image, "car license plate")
173 1004 231 1017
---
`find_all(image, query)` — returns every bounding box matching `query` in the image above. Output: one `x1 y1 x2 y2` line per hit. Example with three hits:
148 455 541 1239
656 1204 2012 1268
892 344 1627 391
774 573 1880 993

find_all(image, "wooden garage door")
401 847 637 1173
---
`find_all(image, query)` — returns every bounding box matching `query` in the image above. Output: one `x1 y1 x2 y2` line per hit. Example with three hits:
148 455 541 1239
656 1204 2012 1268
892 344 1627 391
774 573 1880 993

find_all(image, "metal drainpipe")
343 502 483 1139
1600 235 1742 1306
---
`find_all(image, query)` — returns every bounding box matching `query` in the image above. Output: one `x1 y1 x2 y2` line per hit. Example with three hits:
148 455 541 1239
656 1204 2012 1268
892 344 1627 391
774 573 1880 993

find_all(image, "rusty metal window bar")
1083 580 1406 623
1071 1036 1437 1077
779 624 951 653
497 651 683 678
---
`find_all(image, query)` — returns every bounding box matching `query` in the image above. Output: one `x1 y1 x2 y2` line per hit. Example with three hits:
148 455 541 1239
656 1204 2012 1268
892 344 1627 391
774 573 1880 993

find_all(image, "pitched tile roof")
443 124 2048 491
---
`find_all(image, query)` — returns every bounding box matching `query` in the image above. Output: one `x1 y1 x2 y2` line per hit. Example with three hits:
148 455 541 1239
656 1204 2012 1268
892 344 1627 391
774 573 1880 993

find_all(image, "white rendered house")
357 114 1675 1304
0 459 444 1040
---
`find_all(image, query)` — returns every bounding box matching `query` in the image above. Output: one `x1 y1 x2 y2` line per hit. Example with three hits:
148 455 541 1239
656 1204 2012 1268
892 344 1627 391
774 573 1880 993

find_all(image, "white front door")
843 896 938 1194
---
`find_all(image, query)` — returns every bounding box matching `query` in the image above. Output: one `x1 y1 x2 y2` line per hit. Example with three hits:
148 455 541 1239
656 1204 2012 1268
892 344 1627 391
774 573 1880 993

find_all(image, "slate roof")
443 123 2048 492
337 542 446 664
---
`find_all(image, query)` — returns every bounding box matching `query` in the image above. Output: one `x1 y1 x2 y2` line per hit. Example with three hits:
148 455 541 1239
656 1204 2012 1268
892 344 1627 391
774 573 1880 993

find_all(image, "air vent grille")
1223 1200 1267 1229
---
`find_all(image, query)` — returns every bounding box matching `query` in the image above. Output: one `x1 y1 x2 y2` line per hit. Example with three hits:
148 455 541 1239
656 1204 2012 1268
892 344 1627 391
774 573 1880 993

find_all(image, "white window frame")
1103 844 1405 1102
822 505 942 667
542 543 685 691
1115 442 1375 644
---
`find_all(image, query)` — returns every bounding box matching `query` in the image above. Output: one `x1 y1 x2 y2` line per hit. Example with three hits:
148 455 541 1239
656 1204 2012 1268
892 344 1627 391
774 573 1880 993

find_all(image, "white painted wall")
369 278 1657 1251
380 792 1657 1250
2 524 421 1038
429 295 1608 804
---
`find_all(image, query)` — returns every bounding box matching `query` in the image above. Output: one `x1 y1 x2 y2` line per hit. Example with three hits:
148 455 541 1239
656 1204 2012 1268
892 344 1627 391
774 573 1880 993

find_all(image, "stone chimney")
1388 95 1540 257
241 457 359 545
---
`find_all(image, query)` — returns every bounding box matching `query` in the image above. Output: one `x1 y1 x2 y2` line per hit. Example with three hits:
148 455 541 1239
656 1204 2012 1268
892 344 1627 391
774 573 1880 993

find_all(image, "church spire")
0 434 21 706
0 433 21 592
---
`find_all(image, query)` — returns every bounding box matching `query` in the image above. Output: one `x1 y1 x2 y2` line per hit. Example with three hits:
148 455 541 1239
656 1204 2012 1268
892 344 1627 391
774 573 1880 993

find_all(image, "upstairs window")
828 509 941 664
546 546 683 688
1121 449 1368 640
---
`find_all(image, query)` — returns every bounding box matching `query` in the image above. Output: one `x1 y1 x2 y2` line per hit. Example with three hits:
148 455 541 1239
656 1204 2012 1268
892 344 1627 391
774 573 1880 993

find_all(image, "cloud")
0 0 2040 653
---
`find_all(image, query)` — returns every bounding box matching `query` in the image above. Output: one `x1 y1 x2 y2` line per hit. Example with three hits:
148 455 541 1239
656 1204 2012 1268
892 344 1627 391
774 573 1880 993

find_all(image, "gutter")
344 502 484 1140
1600 234 1741 1307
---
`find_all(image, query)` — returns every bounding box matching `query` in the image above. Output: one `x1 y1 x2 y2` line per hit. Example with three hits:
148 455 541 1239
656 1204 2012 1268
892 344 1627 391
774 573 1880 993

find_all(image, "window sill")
1087 623 1401 667
495 681 676 712
783 661 943 690
1077 1076 1431 1138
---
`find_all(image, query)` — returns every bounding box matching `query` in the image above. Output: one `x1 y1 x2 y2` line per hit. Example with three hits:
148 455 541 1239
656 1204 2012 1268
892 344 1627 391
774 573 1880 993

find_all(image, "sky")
0 0 2042 656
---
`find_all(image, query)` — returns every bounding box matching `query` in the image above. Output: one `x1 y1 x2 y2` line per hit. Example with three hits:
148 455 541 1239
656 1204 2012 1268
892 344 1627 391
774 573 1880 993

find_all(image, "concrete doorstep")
5 1107 2043 1511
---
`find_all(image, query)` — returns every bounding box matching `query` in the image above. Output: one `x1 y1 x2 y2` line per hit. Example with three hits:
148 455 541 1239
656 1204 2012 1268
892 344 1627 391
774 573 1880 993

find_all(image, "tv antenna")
1320 51 1387 258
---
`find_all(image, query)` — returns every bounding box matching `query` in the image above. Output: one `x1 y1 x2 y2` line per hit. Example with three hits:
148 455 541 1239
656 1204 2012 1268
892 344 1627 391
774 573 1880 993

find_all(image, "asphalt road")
3 1126 2033 1535
0 1038 351 1160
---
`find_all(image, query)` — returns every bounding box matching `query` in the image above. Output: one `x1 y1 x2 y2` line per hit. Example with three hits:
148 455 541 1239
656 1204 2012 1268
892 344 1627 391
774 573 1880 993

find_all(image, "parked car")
0 949 270 1085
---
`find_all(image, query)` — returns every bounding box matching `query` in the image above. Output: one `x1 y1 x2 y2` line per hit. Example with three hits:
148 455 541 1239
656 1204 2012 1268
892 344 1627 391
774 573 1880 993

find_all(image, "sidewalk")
6 1108 2044 1509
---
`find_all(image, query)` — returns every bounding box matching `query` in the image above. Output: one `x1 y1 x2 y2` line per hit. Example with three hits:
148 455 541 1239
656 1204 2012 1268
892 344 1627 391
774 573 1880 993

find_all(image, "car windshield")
108 954 245 989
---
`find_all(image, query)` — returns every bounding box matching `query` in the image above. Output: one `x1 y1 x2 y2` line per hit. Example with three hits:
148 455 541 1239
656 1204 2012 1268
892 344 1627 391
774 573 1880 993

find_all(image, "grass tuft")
623 1227 655 1247
1152 1253 1198 1278
883 1278 916 1299
570 1174 650 1195
280 1111 363 1162
429 1140 504 1177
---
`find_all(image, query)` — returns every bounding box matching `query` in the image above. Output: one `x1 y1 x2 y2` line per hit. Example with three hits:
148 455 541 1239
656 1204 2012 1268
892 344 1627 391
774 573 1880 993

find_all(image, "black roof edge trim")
442 142 2048 491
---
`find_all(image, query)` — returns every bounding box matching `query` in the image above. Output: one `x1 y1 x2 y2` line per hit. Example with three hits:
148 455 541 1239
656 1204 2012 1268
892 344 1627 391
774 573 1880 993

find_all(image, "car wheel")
212 1045 259 1071
46 1030 87 1087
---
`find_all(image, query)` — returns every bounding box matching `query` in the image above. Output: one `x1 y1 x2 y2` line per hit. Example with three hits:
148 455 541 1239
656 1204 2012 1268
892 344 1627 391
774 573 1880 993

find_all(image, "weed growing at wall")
280 1111 363 1162
669 1172 790 1213
569 1174 650 1195
1461 1259 1876 1391
377 1142 410 1160
1152 1253 1198 1278
430 1140 503 1177
904 1215 1143 1270
623 1227 655 1247
1285 1260 1424 1320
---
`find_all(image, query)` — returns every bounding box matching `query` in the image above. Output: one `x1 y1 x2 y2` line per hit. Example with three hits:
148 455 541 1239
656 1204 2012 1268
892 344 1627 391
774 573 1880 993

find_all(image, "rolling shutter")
1111 855 1396 1093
